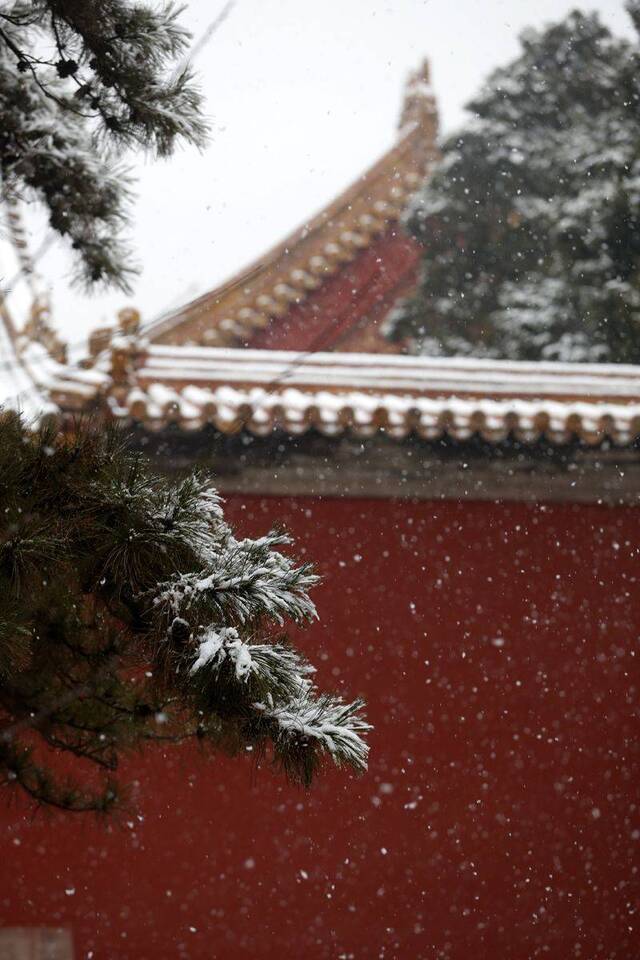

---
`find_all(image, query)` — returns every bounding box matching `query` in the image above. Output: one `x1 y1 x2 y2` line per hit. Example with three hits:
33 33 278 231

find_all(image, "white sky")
1 0 634 351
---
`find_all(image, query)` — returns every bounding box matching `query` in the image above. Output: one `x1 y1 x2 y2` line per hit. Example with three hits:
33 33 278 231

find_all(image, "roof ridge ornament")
22 294 67 364
109 307 145 398
399 57 439 140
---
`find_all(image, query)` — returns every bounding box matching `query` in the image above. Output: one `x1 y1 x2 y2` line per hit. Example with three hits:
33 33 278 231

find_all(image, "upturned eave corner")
139 57 441 352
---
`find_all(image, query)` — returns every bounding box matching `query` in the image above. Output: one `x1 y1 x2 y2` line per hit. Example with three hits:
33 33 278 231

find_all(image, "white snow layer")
190 626 254 680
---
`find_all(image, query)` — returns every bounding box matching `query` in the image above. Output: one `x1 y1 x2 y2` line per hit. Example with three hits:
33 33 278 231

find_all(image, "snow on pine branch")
155 530 318 626
188 626 371 775
190 626 256 680
152 474 224 558
190 626 315 692
259 691 371 775
144 470 367 778
0 1 207 289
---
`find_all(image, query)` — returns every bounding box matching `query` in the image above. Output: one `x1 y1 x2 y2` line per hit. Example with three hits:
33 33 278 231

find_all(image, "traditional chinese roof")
125 61 440 355
3 294 640 450
2 58 639 471
104 345 640 446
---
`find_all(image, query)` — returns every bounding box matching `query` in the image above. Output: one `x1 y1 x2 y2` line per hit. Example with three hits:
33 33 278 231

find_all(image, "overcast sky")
1 0 634 350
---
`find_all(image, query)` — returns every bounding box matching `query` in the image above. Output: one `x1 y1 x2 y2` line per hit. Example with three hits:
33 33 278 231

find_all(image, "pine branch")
0 0 209 288
0 738 121 814
0 414 371 813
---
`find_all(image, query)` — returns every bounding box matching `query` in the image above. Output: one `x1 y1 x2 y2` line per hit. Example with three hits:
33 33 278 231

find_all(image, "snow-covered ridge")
97 345 640 446
140 345 640 400
4 310 640 445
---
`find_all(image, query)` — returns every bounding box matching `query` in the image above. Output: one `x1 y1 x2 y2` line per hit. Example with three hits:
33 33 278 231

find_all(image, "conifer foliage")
0 1 208 290
0 413 369 813
389 5 640 364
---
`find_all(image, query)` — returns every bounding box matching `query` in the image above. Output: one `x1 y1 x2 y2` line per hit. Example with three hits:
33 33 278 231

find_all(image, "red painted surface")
245 228 421 352
2 496 639 959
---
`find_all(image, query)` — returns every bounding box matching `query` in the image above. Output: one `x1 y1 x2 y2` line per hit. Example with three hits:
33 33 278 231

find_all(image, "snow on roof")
108 346 640 446
4 299 640 448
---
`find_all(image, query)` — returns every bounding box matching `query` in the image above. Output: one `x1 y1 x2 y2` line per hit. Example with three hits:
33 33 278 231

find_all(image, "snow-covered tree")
388 5 640 364
0 0 207 290
0 413 369 813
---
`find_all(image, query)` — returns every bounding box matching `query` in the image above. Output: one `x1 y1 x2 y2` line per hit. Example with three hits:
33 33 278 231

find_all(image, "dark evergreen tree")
0 0 208 290
0 413 369 813
388 5 640 364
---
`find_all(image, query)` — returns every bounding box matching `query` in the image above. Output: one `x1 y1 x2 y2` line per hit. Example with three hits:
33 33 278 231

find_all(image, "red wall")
2 496 640 959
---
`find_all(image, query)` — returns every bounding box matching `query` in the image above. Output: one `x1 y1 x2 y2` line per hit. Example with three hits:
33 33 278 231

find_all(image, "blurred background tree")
388 4 640 364
0 0 208 290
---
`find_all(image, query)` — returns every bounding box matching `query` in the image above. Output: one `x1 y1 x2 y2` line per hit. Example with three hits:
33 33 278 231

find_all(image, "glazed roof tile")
106 347 640 446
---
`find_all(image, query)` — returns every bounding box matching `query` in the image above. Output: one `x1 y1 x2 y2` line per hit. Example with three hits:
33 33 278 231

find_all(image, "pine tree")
0 413 369 813
388 4 640 364
0 0 208 290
